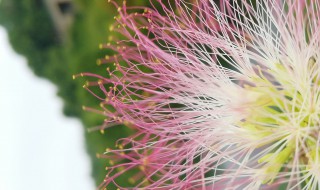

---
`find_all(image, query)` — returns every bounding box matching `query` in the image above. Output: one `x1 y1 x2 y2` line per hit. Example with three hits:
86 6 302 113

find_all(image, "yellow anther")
128 178 135 184
139 165 145 171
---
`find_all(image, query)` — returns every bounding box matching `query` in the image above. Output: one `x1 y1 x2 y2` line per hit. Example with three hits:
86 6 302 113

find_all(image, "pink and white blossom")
78 0 320 189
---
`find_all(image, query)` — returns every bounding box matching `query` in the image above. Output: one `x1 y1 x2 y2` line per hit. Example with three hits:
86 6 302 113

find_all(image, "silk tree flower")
77 0 320 189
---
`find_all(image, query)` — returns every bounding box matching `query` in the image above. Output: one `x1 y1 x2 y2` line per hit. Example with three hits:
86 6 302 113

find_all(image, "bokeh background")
0 0 150 189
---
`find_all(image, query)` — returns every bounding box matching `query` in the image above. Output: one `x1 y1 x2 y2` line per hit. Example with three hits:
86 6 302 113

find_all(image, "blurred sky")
0 27 95 189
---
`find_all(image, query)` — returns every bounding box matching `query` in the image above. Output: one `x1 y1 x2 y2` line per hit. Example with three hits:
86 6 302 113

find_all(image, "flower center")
237 58 320 184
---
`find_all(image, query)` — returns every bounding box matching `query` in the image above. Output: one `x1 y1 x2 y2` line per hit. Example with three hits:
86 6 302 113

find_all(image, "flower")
78 0 320 189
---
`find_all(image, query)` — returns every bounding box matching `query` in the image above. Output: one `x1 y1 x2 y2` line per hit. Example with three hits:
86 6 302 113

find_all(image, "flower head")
79 0 320 189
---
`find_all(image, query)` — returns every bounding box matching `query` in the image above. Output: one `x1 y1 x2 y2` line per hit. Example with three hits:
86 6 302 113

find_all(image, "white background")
0 27 95 190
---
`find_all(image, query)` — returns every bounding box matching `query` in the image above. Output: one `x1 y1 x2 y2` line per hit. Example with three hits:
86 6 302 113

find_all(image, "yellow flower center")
237 58 320 183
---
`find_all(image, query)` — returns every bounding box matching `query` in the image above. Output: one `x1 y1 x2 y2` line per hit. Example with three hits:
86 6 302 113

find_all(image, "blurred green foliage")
0 0 149 188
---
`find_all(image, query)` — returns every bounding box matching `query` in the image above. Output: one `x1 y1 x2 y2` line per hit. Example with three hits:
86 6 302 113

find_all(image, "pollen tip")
128 177 135 184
